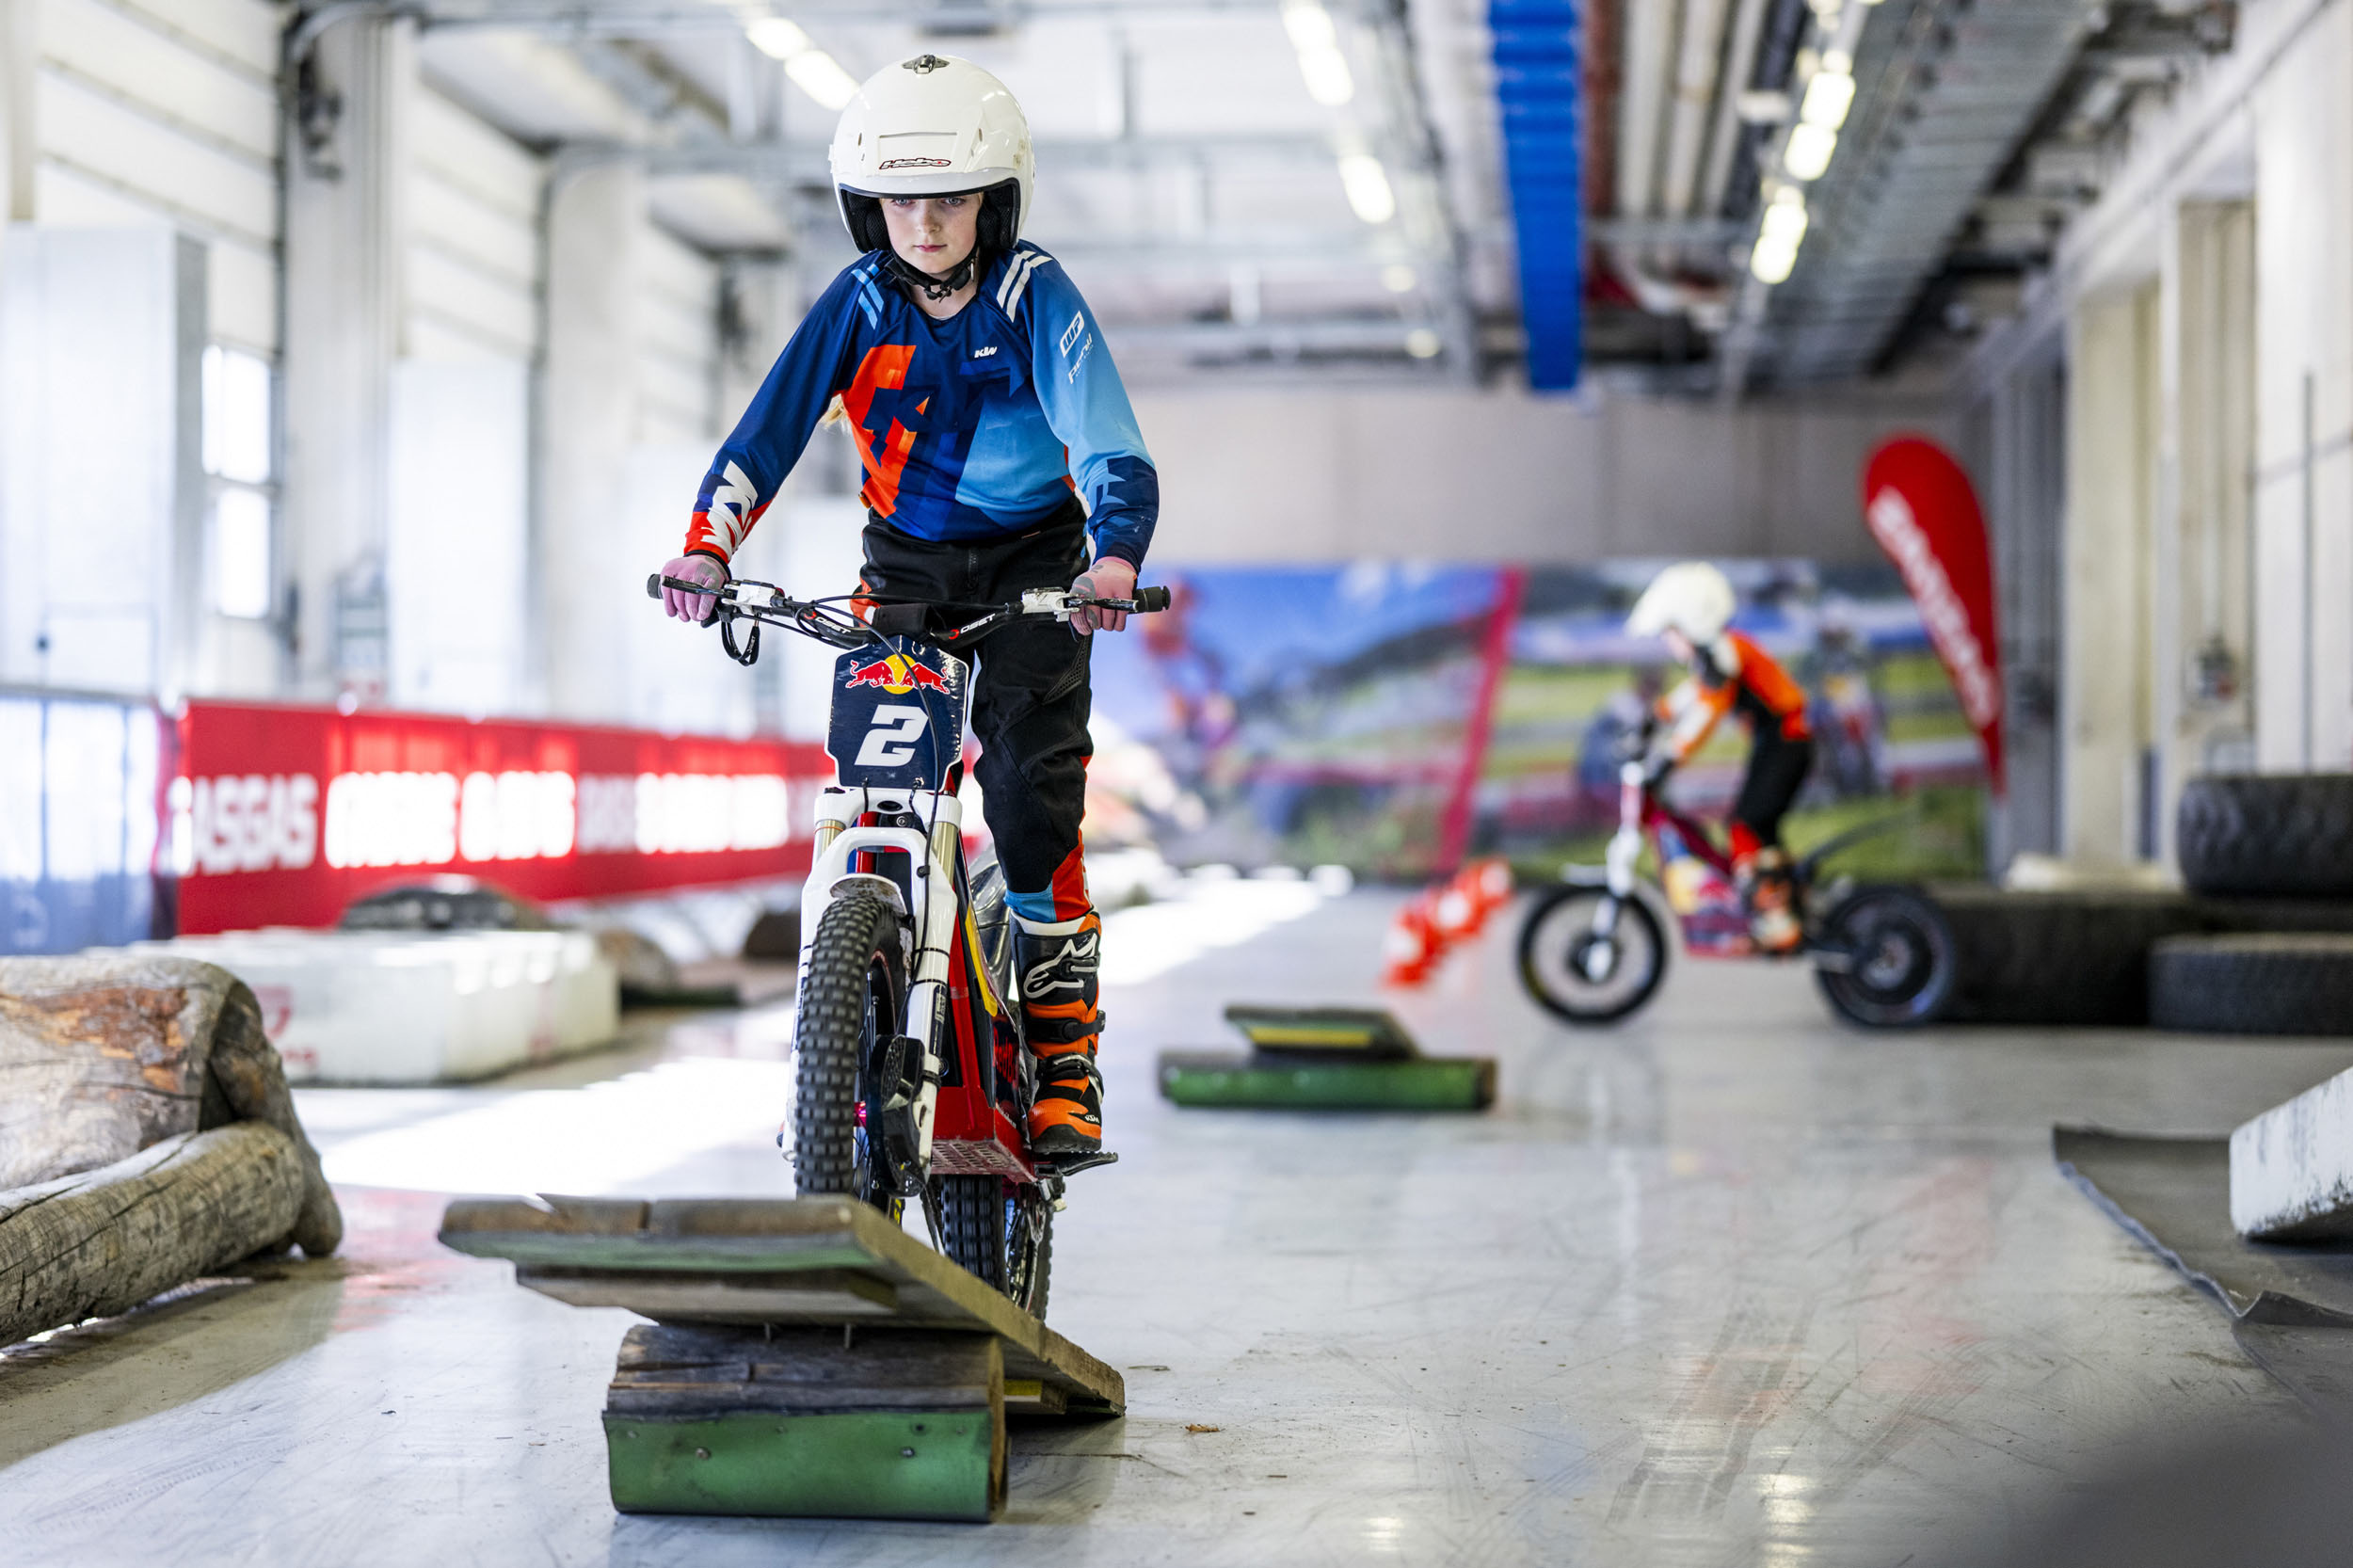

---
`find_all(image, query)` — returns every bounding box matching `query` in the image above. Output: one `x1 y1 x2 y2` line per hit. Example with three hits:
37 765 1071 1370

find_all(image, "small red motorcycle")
1515 757 1953 1029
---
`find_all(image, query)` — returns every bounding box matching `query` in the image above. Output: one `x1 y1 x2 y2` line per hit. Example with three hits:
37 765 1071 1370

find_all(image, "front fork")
802 786 967 1169
1588 760 1650 948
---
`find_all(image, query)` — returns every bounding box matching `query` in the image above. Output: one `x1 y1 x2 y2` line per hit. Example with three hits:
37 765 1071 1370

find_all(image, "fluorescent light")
1382 264 1417 293
1759 196 1808 246
1800 68 1855 129
1785 122 1837 180
1337 154 1395 223
1404 328 1442 359
1282 0 1338 50
1283 0 1354 105
1751 234 1799 284
786 50 860 110
745 17 811 59
1297 46 1355 105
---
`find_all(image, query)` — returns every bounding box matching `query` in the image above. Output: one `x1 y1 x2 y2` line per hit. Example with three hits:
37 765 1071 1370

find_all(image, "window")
203 345 277 618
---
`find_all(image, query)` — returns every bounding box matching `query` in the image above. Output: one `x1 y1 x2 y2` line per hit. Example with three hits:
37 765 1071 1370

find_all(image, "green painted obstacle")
1157 1005 1497 1112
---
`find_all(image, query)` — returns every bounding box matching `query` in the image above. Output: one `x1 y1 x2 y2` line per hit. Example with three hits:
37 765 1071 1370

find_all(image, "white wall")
541 158 728 728
387 360 530 714
0 225 201 697
19 0 279 354
1128 384 1955 565
2251 0 2353 771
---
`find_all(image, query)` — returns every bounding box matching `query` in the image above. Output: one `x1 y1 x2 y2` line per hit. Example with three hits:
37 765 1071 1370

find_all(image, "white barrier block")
115 931 617 1085
2230 1064 2353 1240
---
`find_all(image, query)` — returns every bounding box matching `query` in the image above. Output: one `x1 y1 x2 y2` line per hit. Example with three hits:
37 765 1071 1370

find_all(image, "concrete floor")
5 886 2348 1566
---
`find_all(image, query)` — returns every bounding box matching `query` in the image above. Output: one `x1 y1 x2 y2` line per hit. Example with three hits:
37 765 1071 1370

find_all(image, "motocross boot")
1739 847 1803 954
1015 909 1114 1169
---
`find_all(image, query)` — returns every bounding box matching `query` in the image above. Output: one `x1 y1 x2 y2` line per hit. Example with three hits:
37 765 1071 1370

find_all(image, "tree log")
0 955 237 1188
200 981 343 1256
0 1122 305 1348
0 956 341 1256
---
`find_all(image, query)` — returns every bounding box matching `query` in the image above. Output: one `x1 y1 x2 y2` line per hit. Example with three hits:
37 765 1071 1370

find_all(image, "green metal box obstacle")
439 1194 1123 1523
1157 1004 1497 1112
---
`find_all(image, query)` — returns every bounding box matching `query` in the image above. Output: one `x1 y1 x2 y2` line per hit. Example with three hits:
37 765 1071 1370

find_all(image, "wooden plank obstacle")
439 1193 1124 1522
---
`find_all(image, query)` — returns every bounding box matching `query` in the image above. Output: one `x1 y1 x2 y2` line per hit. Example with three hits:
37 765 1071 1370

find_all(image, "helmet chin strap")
884 243 979 301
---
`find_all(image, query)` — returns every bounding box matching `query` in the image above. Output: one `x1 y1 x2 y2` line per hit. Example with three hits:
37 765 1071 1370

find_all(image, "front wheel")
934 1175 1053 1320
1516 885 1670 1025
1813 886 1956 1028
791 892 907 1210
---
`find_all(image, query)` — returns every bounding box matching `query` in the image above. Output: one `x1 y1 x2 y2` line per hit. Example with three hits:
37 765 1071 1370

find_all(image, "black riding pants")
1731 732 1815 852
859 502 1094 915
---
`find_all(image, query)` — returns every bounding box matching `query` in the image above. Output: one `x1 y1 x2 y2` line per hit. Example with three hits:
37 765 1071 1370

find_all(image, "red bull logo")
843 653 951 696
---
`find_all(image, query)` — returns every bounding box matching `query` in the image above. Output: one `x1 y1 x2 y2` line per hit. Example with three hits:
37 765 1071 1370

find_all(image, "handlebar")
644 573 1170 667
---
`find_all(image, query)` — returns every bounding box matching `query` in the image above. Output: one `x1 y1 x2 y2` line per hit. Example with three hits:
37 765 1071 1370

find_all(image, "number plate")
826 638 968 789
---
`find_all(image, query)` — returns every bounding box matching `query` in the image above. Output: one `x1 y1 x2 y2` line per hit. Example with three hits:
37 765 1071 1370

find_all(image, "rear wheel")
1516 885 1670 1024
1814 887 1955 1028
791 892 906 1212
934 1175 1053 1320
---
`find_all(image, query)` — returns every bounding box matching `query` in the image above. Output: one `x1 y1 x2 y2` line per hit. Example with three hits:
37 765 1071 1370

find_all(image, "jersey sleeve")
1661 671 1734 763
684 264 872 565
1016 255 1160 568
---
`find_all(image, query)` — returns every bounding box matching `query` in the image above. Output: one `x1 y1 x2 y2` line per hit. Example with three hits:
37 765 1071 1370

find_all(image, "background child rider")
656 53 1158 1170
1625 562 1816 952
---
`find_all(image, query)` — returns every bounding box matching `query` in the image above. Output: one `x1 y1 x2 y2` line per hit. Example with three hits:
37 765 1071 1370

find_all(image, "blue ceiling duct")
1488 0 1581 392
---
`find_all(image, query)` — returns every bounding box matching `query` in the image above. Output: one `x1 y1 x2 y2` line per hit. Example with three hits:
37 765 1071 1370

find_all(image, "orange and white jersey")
1657 630 1813 763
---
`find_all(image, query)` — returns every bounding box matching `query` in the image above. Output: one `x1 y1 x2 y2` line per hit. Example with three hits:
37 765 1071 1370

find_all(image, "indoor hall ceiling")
367 0 1515 386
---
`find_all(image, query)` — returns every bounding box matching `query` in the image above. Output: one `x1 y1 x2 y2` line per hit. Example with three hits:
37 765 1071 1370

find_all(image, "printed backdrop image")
1083 559 1987 882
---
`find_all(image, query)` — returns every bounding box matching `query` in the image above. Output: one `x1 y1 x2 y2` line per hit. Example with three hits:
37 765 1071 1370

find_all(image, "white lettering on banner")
458 771 576 862
626 773 795 855
1865 487 2003 731
168 775 320 876
168 768 803 874
323 773 460 869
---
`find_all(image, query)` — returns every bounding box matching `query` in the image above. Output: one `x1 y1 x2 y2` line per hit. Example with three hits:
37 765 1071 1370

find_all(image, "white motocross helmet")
1625 562 1738 645
828 54 1033 263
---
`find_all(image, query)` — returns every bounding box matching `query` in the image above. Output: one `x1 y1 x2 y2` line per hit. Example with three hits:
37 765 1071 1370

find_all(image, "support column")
281 17 414 705
2159 200 2257 841
541 159 645 724
2062 285 2159 865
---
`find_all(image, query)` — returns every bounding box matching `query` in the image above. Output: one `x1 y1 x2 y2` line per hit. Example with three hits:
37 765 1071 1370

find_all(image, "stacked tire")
2155 774 2353 1036
1928 885 2212 1028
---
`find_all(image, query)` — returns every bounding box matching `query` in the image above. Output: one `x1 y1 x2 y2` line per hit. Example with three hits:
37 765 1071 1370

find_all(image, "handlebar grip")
645 574 662 600
1134 585 1172 613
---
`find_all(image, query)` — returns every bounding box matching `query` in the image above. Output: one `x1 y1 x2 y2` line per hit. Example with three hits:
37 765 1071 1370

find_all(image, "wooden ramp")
440 1194 1123 1522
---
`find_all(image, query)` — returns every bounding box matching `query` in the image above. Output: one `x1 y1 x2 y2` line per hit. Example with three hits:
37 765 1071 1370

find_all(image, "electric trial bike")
1515 747 1957 1031
647 570 1169 1317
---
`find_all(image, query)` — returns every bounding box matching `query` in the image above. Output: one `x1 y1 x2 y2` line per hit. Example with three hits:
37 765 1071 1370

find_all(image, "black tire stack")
2155 775 2353 1036
1928 885 2211 1028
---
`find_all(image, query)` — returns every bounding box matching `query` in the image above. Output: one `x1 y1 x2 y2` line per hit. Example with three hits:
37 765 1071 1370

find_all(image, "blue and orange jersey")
683 243 1159 568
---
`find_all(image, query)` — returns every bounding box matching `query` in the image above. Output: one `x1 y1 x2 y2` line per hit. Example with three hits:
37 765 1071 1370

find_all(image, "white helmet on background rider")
1626 562 1737 646
828 53 1033 292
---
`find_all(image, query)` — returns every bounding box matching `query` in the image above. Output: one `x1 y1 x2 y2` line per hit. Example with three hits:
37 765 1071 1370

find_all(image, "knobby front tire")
791 891 906 1204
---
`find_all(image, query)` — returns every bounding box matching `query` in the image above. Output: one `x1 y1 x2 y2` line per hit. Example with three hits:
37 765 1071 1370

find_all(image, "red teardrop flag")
1862 436 2005 794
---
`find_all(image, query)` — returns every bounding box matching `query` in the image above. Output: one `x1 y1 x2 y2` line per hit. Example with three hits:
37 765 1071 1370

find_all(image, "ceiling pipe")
1613 0 1676 219
1696 0 1769 219
1657 0 1732 222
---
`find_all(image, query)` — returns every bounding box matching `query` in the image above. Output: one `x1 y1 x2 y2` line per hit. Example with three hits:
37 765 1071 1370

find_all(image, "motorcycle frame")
1598 760 1763 959
796 761 1036 1190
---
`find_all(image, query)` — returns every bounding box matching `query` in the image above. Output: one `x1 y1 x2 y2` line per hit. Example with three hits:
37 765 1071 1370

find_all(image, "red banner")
167 700 834 934
1862 437 2005 793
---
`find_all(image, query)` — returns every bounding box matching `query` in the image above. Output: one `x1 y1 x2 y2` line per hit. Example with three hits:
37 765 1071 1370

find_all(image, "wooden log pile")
0 955 342 1346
